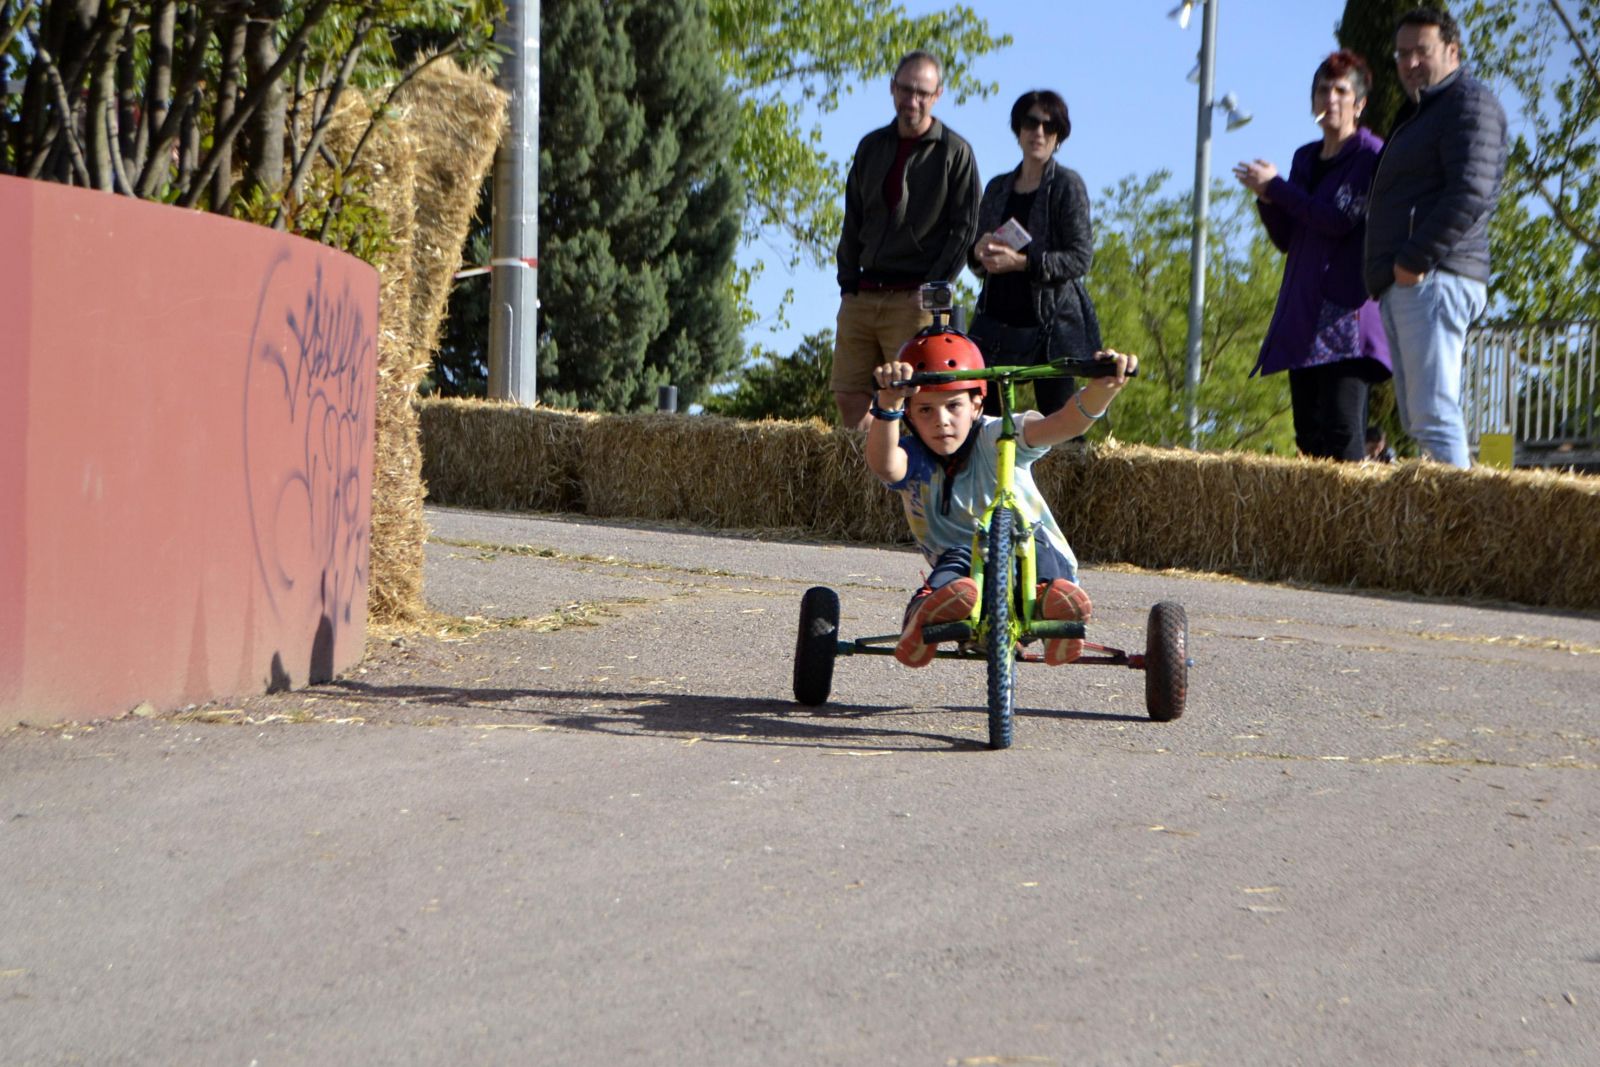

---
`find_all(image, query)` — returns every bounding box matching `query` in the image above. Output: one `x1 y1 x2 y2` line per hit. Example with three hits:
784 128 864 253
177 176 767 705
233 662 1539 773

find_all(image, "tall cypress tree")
533 0 742 411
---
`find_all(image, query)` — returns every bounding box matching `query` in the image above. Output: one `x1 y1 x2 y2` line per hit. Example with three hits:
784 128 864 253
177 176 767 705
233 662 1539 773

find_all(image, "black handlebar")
1050 357 1138 379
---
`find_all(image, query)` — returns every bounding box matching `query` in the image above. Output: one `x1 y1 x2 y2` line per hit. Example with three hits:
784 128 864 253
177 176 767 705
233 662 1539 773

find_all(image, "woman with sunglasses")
967 90 1102 417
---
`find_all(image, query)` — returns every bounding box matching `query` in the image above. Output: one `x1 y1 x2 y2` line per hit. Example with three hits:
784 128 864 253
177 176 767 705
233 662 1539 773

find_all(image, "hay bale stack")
802 428 905 544
415 401 1600 611
356 60 505 626
582 414 814 528
391 58 508 364
576 414 906 540
419 399 590 512
321 96 425 625
1041 442 1319 573
1361 461 1600 607
1041 441 1600 609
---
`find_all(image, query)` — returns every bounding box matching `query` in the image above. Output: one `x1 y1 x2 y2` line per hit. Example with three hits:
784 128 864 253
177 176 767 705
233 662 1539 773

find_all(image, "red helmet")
896 328 987 397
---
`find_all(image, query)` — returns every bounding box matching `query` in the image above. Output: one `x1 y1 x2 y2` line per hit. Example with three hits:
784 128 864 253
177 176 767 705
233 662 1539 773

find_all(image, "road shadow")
316 677 1147 752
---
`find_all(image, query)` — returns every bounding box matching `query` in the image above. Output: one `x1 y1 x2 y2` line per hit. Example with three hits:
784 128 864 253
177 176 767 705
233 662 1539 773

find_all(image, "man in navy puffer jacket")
1364 6 1507 468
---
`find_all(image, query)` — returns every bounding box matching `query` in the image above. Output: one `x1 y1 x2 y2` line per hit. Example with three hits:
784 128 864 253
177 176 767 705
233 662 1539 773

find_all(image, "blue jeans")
1379 270 1486 468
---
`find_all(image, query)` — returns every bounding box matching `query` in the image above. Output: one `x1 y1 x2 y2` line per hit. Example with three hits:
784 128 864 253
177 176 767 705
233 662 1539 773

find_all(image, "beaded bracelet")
1072 390 1106 421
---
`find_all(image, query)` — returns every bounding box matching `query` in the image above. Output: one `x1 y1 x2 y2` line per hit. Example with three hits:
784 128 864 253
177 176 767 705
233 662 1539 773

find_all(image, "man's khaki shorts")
831 290 933 394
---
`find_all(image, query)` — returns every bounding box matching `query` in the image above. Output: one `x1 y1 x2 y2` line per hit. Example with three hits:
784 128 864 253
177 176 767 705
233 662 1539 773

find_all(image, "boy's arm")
1019 350 1138 449
865 361 915 483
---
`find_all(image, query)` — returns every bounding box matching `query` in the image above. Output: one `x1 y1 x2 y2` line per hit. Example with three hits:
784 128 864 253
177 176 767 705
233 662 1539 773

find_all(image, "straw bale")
419 398 590 512
581 414 815 527
1040 440 1600 609
417 402 1600 611
335 61 504 629
321 94 427 625
391 58 507 365
796 426 906 544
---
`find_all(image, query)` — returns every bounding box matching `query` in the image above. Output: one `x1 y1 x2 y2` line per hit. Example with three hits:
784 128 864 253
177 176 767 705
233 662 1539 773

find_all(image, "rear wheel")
1145 601 1189 722
794 586 840 706
984 509 1016 749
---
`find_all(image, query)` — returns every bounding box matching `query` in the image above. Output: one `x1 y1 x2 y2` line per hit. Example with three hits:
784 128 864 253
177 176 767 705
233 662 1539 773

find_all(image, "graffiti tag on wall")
243 249 375 677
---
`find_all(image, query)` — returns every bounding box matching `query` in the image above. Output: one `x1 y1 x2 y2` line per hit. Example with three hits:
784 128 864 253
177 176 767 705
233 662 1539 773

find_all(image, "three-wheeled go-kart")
791 290 1192 750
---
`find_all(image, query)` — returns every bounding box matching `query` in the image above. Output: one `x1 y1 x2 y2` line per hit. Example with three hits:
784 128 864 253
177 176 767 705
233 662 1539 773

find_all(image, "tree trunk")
243 1 288 203
137 0 179 176
135 2 215 199
209 8 249 212
180 0 338 211
24 0 101 181
84 3 129 191
115 12 139 168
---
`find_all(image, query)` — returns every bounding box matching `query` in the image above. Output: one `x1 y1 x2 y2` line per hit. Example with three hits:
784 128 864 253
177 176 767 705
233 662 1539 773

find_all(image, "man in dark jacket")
1364 6 1507 468
834 50 980 430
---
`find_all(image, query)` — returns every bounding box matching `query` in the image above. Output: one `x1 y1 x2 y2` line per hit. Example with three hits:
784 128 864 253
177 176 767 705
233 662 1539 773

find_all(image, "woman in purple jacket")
1234 50 1391 462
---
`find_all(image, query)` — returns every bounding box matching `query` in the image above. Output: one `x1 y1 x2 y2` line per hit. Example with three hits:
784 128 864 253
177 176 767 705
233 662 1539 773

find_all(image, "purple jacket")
1252 127 1391 380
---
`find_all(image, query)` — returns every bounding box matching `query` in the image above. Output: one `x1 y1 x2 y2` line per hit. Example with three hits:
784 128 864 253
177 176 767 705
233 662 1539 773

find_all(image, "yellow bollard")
1477 432 1515 470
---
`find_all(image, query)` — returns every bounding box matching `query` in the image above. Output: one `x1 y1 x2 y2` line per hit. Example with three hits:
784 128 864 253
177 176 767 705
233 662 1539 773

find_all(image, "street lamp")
1174 0 1250 450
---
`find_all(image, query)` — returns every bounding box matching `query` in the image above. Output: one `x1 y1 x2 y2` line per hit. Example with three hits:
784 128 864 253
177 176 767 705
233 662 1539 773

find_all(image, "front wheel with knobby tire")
1145 601 1189 721
793 586 840 706
984 508 1017 749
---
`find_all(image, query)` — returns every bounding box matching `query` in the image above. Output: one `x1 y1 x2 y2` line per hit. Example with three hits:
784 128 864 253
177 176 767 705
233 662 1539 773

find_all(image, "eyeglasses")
1020 115 1057 133
892 80 938 103
1393 43 1438 63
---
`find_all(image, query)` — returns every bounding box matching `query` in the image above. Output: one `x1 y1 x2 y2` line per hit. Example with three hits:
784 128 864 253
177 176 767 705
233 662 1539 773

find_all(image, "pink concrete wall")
0 176 379 725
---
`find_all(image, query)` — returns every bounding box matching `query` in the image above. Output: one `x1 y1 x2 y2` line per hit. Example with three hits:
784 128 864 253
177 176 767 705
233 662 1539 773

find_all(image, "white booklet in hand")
994 216 1033 250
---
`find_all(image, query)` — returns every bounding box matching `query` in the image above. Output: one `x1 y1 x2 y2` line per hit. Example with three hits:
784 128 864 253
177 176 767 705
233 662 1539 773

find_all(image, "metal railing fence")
1464 320 1600 462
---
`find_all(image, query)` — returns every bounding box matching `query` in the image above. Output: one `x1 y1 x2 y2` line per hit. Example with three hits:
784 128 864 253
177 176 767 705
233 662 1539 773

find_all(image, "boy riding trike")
792 286 1190 750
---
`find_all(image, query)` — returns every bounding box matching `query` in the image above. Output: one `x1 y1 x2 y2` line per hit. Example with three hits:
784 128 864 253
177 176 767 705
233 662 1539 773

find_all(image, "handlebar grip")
1052 357 1139 378
894 373 955 388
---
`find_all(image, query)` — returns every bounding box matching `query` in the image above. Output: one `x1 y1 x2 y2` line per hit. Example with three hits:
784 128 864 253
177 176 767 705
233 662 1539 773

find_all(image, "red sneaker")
894 578 979 668
1039 579 1093 665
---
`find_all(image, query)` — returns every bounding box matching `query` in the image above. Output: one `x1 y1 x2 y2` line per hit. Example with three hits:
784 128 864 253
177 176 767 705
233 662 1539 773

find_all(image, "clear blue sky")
739 0 1355 356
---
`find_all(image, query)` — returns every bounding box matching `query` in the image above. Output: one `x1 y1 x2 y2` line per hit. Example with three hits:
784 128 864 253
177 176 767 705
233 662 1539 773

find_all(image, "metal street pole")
1183 0 1218 450
488 0 540 405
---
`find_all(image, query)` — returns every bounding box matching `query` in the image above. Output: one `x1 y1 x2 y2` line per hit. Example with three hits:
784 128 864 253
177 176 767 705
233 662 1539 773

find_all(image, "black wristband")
869 400 906 421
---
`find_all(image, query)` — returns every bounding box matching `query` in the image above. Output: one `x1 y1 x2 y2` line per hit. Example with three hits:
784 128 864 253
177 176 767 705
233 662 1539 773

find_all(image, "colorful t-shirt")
881 415 1077 573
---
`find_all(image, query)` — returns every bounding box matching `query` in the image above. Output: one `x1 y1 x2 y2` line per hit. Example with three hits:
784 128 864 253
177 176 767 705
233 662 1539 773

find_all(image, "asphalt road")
3 505 1598 1066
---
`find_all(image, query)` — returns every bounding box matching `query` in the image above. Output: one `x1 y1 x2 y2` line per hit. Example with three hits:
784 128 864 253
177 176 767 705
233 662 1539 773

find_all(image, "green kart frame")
792 348 1191 750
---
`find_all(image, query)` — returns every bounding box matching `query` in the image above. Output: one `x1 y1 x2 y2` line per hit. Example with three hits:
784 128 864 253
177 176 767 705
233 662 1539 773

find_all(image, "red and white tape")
453 256 539 280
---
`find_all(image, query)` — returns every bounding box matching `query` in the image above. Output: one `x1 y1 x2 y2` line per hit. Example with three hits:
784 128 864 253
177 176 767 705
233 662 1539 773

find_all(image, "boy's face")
907 390 980 456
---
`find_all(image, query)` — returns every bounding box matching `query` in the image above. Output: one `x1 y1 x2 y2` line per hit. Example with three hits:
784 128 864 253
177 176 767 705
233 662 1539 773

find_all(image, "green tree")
532 0 742 412
710 0 1009 323
1461 0 1600 321
1088 173 1295 453
703 330 835 421
1 0 500 252
433 0 1007 394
